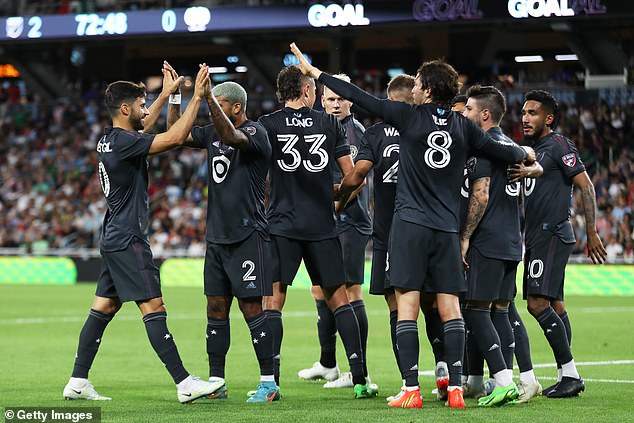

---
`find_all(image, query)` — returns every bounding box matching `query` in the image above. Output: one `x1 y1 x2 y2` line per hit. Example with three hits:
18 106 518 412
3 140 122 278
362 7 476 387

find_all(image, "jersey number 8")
424 130 452 169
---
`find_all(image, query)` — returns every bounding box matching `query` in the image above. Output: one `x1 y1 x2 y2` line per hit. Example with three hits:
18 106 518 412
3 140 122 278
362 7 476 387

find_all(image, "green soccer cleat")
477 382 519 407
354 383 379 399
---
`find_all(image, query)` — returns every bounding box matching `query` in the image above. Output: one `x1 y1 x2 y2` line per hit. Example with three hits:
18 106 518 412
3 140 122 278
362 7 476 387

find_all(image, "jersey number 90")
277 134 328 172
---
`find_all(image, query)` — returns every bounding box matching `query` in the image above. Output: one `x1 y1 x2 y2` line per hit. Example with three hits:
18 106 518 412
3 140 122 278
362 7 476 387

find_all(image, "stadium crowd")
0 77 633 261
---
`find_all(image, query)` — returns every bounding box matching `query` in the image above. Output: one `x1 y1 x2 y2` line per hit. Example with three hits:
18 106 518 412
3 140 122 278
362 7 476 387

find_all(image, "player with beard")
63 64 225 403
517 90 606 398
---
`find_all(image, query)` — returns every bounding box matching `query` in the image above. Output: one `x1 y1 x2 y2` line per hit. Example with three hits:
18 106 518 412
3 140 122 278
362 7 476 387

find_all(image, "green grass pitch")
1 284 633 422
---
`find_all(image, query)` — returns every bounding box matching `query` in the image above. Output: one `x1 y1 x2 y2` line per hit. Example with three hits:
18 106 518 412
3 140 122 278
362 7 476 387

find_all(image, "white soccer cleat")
63 379 111 401
298 362 340 381
177 375 225 404
323 372 353 388
516 379 542 403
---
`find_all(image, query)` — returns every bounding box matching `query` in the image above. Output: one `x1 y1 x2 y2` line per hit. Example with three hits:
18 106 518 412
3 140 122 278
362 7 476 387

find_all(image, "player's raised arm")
204 81 251 150
149 64 208 155
290 42 388 118
143 60 183 133
572 171 607 264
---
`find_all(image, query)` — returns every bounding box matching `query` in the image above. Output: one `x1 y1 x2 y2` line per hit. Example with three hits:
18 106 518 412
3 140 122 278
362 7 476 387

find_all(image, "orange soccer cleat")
387 387 423 409
446 386 466 409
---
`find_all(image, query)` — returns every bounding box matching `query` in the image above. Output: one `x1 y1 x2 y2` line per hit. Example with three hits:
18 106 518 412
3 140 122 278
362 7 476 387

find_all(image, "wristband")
169 94 181 104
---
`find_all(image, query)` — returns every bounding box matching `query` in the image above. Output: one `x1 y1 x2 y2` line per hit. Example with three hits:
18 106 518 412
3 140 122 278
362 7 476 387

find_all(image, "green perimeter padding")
0 256 76 285
160 259 634 296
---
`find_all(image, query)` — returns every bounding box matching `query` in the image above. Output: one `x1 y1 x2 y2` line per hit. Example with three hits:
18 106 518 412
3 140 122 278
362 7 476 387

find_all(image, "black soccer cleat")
541 381 559 396
545 377 585 398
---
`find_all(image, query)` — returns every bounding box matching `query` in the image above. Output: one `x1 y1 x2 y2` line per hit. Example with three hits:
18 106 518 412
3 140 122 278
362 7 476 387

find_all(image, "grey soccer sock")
265 310 283 385
316 300 337 369
534 307 573 366
492 307 515 370
72 309 113 379
351 300 369 376
246 312 275 377
508 301 533 372
443 318 466 387
464 307 506 377
143 312 188 384
206 317 230 379
333 304 365 385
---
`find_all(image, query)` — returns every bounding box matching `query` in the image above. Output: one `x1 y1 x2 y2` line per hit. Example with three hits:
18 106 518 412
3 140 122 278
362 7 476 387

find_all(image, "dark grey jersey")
356 122 400 250
335 114 371 235
97 127 154 252
523 132 585 246
258 106 350 241
467 127 522 261
318 73 528 233
190 120 270 244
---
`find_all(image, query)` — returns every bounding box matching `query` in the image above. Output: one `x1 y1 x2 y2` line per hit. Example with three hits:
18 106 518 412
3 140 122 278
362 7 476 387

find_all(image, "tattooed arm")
204 86 251 150
460 176 490 268
573 171 607 264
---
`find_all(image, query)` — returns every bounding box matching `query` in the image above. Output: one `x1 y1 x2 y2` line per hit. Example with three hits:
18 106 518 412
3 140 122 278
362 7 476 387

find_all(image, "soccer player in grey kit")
518 90 606 398
63 63 224 403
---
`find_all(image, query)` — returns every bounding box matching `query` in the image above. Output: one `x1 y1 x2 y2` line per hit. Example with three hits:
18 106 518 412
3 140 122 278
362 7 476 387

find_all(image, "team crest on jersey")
437 108 446 115
244 125 257 136
561 153 576 168
350 145 358 159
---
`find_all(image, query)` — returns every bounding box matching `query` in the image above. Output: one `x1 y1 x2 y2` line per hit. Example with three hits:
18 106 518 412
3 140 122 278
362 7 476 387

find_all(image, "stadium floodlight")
555 54 578 61
514 55 543 63
235 66 248 73
208 66 228 74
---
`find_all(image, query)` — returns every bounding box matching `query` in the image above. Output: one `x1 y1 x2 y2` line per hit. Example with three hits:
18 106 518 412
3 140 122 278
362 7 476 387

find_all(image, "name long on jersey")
464 127 522 262
522 132 585 247
97 127 154 252
190 120 270 244
258 106 350 241
356 122 401 250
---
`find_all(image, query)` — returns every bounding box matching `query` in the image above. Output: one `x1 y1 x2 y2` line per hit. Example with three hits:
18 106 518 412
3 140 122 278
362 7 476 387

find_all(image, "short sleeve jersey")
97 127 154 252
466 127 522 261
523 132 585 246
190 120 271 244
258 106 350 241
335 114 372 235
356 122 400 250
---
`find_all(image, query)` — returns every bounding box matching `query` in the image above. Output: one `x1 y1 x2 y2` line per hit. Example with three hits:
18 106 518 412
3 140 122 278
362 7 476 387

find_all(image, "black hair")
104 81 146 117
524 89 559 129
466 85 506 124
276 65 312 103
416 59 460 109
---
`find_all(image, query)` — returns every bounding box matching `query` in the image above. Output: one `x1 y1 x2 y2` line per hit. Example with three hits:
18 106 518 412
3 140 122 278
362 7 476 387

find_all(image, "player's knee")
526 297 548 316
92 297 121 315
138 297 166 315
206 297 230 318
238 297 263 319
